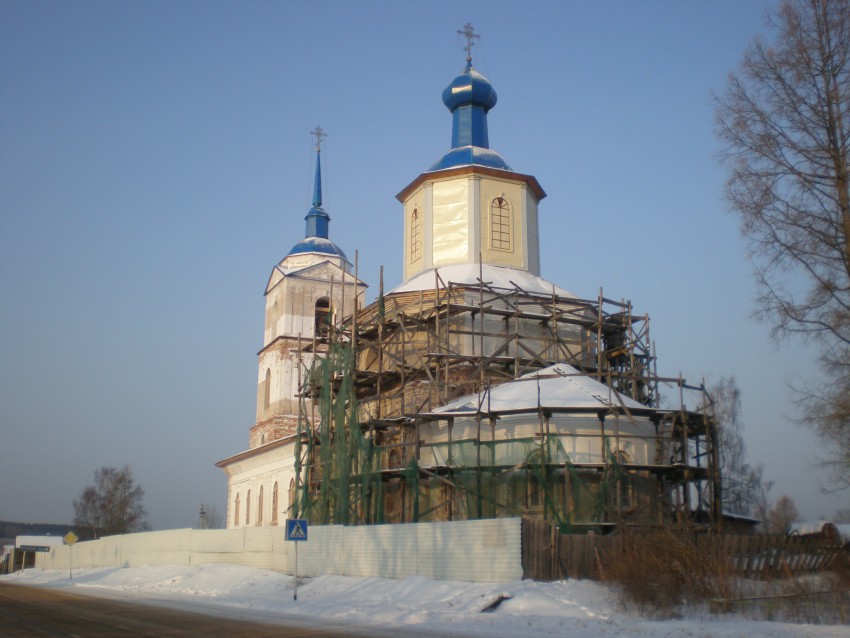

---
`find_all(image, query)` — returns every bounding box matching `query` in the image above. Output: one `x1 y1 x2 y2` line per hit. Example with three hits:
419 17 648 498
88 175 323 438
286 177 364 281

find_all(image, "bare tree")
766 494 802 533
709 377 773 520
198 503 224 529
73 466 149 538
73 486 102 539
832 507 850 522
715 0 850 489
205 505 224 529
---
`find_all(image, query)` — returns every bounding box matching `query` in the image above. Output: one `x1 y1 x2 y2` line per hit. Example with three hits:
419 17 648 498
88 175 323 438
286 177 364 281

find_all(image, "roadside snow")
2 564 846 637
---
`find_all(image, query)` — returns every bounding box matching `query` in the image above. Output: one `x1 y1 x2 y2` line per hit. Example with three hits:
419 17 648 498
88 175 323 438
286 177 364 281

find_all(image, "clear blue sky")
1 0 845 530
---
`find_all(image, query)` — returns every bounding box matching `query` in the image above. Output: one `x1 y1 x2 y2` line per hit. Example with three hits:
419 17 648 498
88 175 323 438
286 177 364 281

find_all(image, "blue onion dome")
442 62 498 112
430 61 510 172
287 236 348 260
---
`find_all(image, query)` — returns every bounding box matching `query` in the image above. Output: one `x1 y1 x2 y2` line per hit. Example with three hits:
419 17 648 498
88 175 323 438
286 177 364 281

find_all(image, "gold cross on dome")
458 23 480 62
310 125 326 152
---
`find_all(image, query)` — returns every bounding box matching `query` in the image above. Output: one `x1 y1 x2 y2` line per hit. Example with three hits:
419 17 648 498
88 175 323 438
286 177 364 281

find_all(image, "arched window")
410 208 421 262
272 482 279 524
289 478 296 516
490 197 512 251
246 489 251 525
257 486 264 525
234 494 240 527
315 297 331 336
263 368 271 410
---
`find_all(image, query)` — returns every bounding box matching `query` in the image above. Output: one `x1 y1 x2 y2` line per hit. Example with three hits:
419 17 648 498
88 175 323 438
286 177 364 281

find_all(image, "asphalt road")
0 582 378 637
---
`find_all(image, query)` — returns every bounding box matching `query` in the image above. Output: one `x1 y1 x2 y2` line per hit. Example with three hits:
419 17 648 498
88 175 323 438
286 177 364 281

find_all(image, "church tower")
250 128 366 448
397 24 545 284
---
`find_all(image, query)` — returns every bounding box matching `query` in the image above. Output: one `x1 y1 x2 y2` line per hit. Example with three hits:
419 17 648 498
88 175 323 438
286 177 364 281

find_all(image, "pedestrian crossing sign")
285 518 308 541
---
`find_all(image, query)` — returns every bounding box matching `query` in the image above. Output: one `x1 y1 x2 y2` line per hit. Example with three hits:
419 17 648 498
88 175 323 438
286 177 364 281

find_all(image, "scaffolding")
292 271 722 534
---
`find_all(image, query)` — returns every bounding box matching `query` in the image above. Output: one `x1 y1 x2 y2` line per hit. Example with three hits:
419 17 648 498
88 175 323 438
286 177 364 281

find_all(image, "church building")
218 28 721 533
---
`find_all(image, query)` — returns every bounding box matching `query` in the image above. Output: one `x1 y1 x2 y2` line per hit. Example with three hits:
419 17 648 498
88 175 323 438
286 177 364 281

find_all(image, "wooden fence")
521 518 848 581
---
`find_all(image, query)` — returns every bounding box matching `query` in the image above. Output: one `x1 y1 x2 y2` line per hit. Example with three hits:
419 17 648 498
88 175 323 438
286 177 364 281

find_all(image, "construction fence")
35 517 521 583
521 519 848 581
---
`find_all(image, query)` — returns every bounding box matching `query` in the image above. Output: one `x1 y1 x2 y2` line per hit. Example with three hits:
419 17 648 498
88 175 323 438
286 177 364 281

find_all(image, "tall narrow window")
234 494 240 527
263 368 271 410
272 482 279 524
289 479 296 516
490 197 512 251
257 486 264 525
246 489 251 525
410 208 422 262
315 297 331 336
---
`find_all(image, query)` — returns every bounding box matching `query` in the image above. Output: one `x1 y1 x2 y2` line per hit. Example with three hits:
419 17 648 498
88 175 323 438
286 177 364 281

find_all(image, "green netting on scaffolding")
294 341 637 531
294 341 387 526
399 434 632 532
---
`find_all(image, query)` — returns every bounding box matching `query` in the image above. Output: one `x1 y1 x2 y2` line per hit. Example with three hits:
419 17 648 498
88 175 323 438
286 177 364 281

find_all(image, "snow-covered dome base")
390 264 575 298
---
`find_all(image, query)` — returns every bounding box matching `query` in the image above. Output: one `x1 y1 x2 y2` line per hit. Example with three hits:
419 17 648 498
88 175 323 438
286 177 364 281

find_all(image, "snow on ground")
2 564 846 637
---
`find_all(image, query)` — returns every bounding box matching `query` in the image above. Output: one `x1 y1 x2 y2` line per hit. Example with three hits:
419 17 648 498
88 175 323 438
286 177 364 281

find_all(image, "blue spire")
304 147 329 239
312 148 322 208
285 127 349 262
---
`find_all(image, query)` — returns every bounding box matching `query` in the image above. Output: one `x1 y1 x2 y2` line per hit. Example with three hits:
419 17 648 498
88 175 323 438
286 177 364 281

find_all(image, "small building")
790 521 842 543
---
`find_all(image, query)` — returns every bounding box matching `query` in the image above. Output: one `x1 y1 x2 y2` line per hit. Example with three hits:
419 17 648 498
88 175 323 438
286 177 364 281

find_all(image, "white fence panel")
40 518 523 583
417 518 522 582
341 523 418 579
297 525 343 576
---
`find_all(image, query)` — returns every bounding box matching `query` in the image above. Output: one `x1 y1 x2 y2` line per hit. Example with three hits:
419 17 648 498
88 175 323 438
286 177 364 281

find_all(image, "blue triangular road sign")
286 518 308 541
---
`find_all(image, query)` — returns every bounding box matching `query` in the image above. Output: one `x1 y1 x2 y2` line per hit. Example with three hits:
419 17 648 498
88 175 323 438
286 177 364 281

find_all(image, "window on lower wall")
257 486 264 525
234 494 240 528
272 482 279 524
246 489 251 526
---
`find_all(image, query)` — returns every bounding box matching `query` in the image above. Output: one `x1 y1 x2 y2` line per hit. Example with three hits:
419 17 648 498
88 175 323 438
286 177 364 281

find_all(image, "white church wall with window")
220 440 297 528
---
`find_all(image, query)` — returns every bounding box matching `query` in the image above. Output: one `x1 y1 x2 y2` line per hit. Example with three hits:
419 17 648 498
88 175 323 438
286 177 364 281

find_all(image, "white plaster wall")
224 443 297 529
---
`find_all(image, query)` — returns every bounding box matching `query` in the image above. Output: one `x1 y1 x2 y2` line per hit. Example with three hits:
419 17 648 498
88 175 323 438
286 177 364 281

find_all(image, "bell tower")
250 127 366 447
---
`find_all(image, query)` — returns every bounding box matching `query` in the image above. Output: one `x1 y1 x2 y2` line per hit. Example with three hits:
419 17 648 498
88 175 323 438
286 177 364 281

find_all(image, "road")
0 582 380 637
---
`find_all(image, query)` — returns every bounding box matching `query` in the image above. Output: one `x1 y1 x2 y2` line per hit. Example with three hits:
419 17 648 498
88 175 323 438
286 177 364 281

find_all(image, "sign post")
63 532 78 580
285 519 308 601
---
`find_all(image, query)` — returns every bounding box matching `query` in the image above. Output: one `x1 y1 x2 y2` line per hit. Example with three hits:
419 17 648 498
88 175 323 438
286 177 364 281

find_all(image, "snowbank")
3 564 846 637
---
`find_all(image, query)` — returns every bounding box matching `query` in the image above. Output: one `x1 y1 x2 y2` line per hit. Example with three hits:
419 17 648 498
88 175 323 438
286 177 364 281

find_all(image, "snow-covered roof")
272 258 348 278
426 363 648 417
390 264 576 298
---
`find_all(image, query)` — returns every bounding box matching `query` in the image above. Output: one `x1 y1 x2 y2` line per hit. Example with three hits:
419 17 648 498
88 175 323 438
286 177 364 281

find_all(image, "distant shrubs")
598 531 850 624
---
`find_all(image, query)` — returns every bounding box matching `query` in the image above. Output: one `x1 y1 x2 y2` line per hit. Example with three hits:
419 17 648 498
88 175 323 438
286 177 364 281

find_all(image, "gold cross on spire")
457 22 480 63
310 125 326 152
